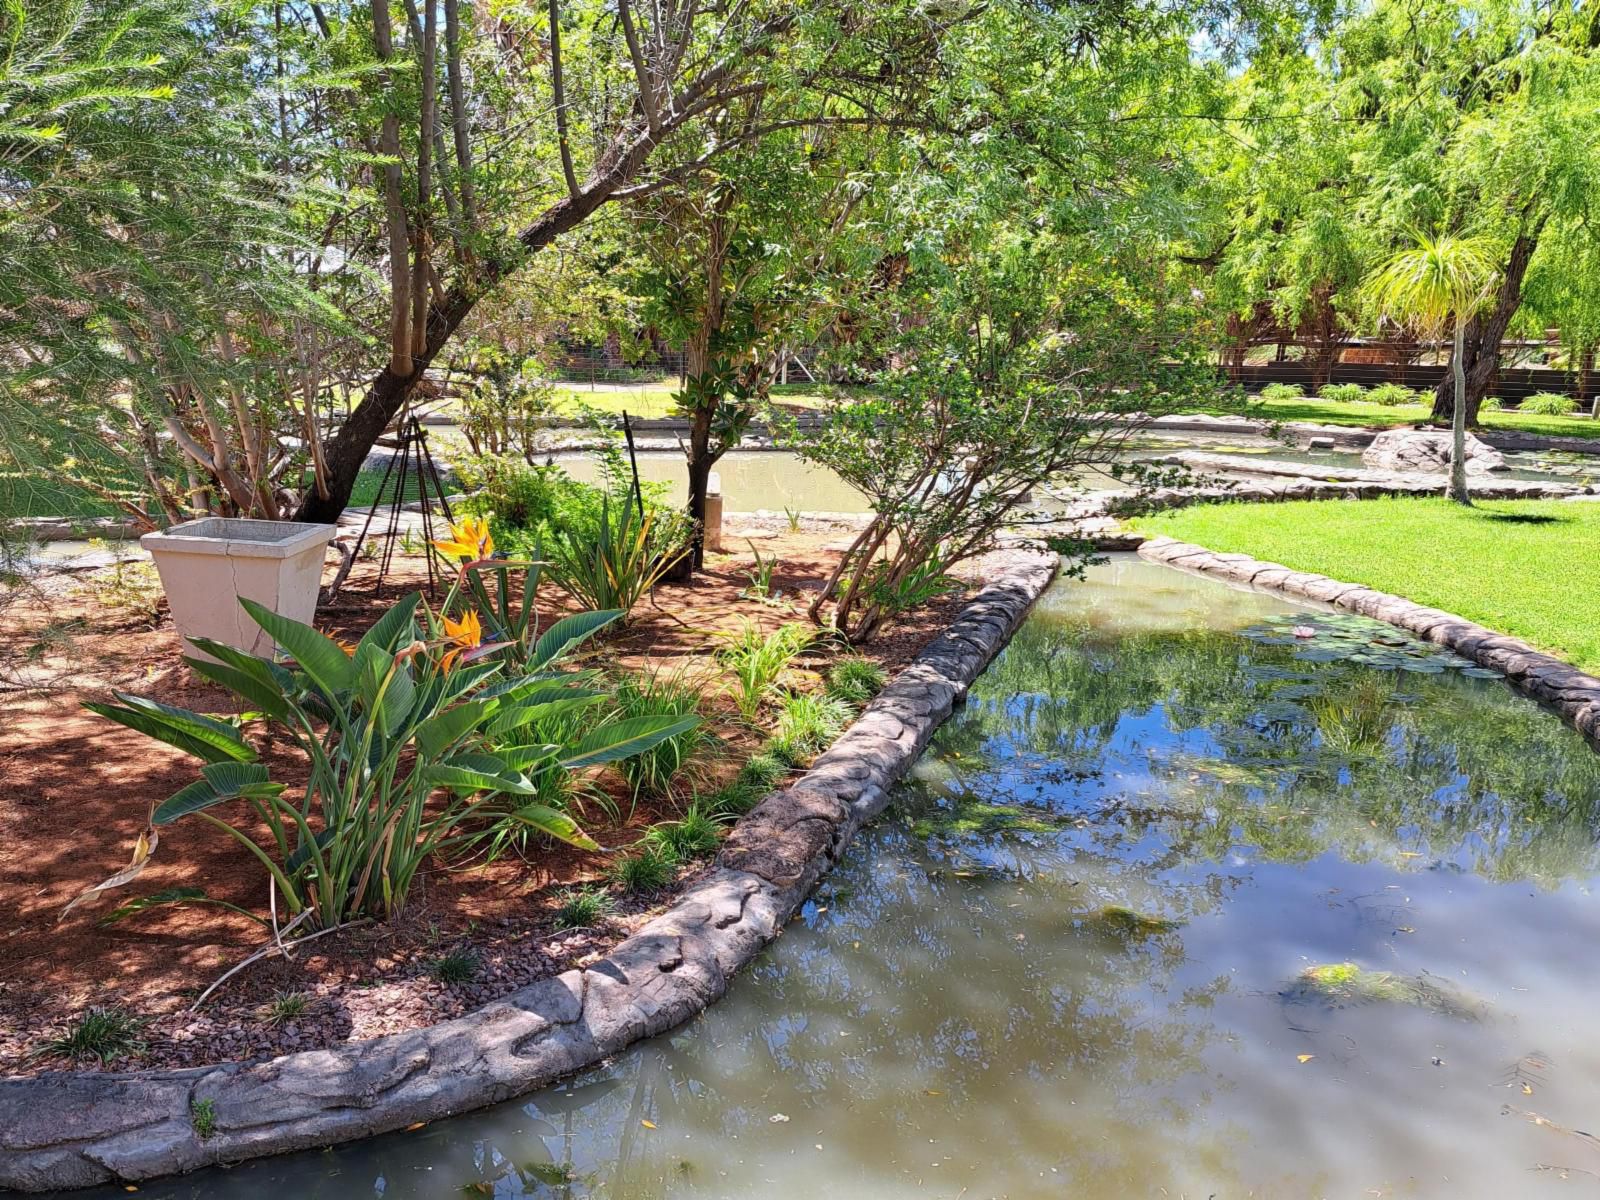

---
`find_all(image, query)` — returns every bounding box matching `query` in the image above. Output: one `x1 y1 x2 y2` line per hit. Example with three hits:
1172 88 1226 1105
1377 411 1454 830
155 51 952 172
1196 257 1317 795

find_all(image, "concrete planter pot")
141 518 337 661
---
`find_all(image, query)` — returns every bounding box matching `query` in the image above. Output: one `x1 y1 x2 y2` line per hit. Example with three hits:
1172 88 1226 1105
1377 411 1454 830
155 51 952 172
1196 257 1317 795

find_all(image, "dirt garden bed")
0 525 968 1077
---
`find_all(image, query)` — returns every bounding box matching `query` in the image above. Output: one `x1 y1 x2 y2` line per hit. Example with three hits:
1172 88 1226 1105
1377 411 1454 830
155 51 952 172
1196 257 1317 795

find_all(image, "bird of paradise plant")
431 514 552 667
68 592 698 936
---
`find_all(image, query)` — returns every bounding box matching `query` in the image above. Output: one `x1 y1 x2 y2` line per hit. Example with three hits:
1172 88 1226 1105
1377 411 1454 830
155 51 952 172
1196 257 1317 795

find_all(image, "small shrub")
609 669 706 797
1259 382 1305 402
783 506 804 532
259 991 310 1027
707 778 765 817
35 1006 147 1065
766 734 811 769
429 948 481 984
1317 382 1366 404
609 843 680 892
825 656 887 705
544 490 690 618
552 886 615 929
739 752 791 791
717 621 818 722
191 1098 217 1139
1366 382 1416 407
741 541 780 600
1521 391 1577 416
647 806 723 859
1481 396 1505 411
775 692 853 758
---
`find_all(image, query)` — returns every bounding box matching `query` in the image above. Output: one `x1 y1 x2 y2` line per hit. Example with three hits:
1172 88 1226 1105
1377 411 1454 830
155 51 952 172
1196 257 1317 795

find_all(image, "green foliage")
717 622 818 722
1481 396 1506 411
1317 383 1366 404
739 752 793 792
646 806 723 859
1259 382 1305 402
552 886 615 930
774 692 854 760
35 1007 147 1065
1366 383 1417 407
609 669 707 797
740 542 780 601
1521 392 1577 415
825 656 888 705
190 1098 217 1139
72 593 700 930
543 491 690 619
429 948 481 984
259 992 310 1027
609 844 680 892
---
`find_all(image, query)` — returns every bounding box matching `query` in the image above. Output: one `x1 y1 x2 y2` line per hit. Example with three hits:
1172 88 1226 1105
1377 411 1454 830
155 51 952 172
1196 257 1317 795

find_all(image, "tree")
625 114 886 574
292 0 976 523
0 0 357 527
1364 234 1499 504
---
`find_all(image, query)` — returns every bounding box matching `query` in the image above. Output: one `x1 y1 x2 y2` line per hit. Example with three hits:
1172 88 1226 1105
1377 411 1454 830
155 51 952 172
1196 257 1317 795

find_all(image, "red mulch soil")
0 525 976 1076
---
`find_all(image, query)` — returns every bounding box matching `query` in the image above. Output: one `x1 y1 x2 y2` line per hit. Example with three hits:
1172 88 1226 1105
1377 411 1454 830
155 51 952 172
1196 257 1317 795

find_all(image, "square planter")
141 518 337 662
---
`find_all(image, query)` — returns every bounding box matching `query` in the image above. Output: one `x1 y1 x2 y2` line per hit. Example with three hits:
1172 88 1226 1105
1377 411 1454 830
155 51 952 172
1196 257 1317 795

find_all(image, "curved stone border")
1137 536 1600 739
0 551 1060 1192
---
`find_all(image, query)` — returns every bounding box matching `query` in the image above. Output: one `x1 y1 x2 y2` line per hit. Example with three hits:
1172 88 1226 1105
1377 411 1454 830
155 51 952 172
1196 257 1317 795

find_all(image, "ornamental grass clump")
69 521 700 938
825 655 887 705
717 621 817 722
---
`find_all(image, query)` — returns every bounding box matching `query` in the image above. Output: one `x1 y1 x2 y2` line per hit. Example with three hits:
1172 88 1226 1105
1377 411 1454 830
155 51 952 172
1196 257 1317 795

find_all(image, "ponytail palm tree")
1364 235 1500 505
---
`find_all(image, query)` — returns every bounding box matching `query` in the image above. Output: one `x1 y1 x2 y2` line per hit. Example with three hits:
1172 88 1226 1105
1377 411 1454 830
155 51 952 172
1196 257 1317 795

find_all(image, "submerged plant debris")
910 796 1064 840
1284 961 1487 1020
1242 612 1502 677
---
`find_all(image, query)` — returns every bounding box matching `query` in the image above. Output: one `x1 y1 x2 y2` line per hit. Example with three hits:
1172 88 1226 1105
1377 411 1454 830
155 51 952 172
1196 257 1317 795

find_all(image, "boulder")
1361 428 1506 474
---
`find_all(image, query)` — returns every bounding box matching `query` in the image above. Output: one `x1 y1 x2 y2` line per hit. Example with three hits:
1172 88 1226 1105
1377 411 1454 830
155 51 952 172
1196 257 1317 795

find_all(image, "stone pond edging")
0 550 1060 1193
1136 536 1600 739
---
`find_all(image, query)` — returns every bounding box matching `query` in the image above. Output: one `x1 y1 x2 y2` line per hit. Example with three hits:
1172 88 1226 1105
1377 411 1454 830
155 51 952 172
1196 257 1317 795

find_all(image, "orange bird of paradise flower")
439 609 483 672
432 515 494 563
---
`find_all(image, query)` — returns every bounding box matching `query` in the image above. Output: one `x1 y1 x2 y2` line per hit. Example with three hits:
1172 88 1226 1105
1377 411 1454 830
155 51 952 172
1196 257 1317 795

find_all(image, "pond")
73 556 1600 1198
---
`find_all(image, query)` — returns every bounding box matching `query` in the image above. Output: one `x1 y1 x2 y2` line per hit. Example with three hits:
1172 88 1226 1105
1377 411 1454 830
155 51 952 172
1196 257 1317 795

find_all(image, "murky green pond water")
79 557 1600 1199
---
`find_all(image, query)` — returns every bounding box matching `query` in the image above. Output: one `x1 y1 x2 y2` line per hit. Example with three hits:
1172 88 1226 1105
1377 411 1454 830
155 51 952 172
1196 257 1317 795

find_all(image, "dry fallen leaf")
1297 1054 1316 1064
405 1122 427 1132
641 1120 657 1129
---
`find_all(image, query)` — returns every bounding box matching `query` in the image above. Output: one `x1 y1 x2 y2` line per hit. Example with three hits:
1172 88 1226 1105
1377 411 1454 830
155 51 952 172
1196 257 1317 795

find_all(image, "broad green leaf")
286 827 334 873
85 692 257 764
502 803 601 851
560 715 701 769
199 761 283 799
486 694 604 737
357 591 421 657
494 742 560 770
184 636 298 693
181 656 291 721
420 763 536 797
153 778 226 823
240 597 356 697
355 644 415 736
414 700 491 758
531 610 622 669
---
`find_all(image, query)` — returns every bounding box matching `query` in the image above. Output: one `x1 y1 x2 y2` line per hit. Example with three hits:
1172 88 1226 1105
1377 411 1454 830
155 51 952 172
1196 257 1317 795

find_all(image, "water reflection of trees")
941 617 1600 884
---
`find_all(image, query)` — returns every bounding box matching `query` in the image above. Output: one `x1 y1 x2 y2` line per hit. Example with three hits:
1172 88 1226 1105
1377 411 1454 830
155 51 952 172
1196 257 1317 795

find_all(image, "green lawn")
546 382 841 419
1195 395 1600 441
1138 496 1600 671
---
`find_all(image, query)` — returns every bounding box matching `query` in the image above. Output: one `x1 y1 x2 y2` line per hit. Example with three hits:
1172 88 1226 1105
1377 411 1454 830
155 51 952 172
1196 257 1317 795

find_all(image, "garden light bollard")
705 471 724 553
140 518 337 663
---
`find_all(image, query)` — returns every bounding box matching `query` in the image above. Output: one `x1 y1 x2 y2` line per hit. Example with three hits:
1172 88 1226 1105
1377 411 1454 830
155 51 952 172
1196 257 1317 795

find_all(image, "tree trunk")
1448 320 1471 506
294 140 654 524
1431 223 1543 426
